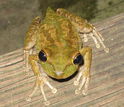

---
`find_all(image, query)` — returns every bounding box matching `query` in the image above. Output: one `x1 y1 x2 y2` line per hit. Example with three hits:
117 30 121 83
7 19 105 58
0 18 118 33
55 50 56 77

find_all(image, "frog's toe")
75 89 81 95
82 77 90 95
96 43 100 48
74 72 82 86
52 88 57 93
82 90 88 95
26 96 32 102
104 48 109 53
74 80 79 86
44 101 50 106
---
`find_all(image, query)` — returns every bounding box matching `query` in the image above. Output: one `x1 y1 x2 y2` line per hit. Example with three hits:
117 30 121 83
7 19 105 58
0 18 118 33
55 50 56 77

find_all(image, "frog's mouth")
40 61 79 81
49 70 79 82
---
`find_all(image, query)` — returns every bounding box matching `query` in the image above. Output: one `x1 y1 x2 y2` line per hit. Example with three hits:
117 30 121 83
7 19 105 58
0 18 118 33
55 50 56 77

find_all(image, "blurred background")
0 0 124 55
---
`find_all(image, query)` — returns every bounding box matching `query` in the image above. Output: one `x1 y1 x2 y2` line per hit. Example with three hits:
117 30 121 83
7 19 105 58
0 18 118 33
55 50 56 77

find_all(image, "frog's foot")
79 28 109 53
74 68 90 95
82 31 109 53
26 75 57 105
92 28 109 53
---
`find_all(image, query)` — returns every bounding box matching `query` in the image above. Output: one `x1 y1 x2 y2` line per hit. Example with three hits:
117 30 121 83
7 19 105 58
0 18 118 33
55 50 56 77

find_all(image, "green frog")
24 7 109 105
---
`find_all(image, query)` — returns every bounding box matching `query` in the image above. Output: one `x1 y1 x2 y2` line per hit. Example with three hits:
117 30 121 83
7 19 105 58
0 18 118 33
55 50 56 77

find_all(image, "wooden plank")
0 13 124 107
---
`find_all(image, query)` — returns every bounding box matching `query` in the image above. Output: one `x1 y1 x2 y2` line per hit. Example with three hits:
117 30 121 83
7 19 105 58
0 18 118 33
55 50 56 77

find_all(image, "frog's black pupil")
38 51 47 62
73 54 83 65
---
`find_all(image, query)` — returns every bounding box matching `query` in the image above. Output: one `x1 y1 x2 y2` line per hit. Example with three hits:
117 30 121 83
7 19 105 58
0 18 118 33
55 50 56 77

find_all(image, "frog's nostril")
55 71 63 76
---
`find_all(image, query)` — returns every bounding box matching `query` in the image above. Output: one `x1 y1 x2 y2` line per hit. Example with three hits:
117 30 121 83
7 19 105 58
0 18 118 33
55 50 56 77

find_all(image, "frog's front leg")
26 55 57 105
74 47 92 95
24 16 41 72
79 24 109 53
78 23 109 53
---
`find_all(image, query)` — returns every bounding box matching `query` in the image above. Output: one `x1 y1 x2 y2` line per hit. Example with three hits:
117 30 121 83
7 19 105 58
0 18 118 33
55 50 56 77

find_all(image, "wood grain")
0 13 124 107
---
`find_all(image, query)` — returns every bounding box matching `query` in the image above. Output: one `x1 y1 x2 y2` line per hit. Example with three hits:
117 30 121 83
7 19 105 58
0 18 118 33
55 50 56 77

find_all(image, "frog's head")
38 46 84 80
37 7 83 80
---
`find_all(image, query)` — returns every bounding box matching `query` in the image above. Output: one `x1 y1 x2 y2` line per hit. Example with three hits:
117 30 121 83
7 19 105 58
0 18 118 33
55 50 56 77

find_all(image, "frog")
24 7 109 105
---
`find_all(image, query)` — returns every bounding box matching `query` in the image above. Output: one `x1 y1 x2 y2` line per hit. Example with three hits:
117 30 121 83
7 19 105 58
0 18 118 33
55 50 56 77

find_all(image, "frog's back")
36 8 81 51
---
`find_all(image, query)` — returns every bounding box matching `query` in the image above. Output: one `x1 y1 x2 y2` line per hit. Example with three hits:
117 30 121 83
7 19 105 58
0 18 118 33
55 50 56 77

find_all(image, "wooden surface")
0 13 124 107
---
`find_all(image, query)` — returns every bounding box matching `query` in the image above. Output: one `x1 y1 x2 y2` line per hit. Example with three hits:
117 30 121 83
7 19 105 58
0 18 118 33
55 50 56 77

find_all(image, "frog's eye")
38 50 47 62
73 53 83 65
